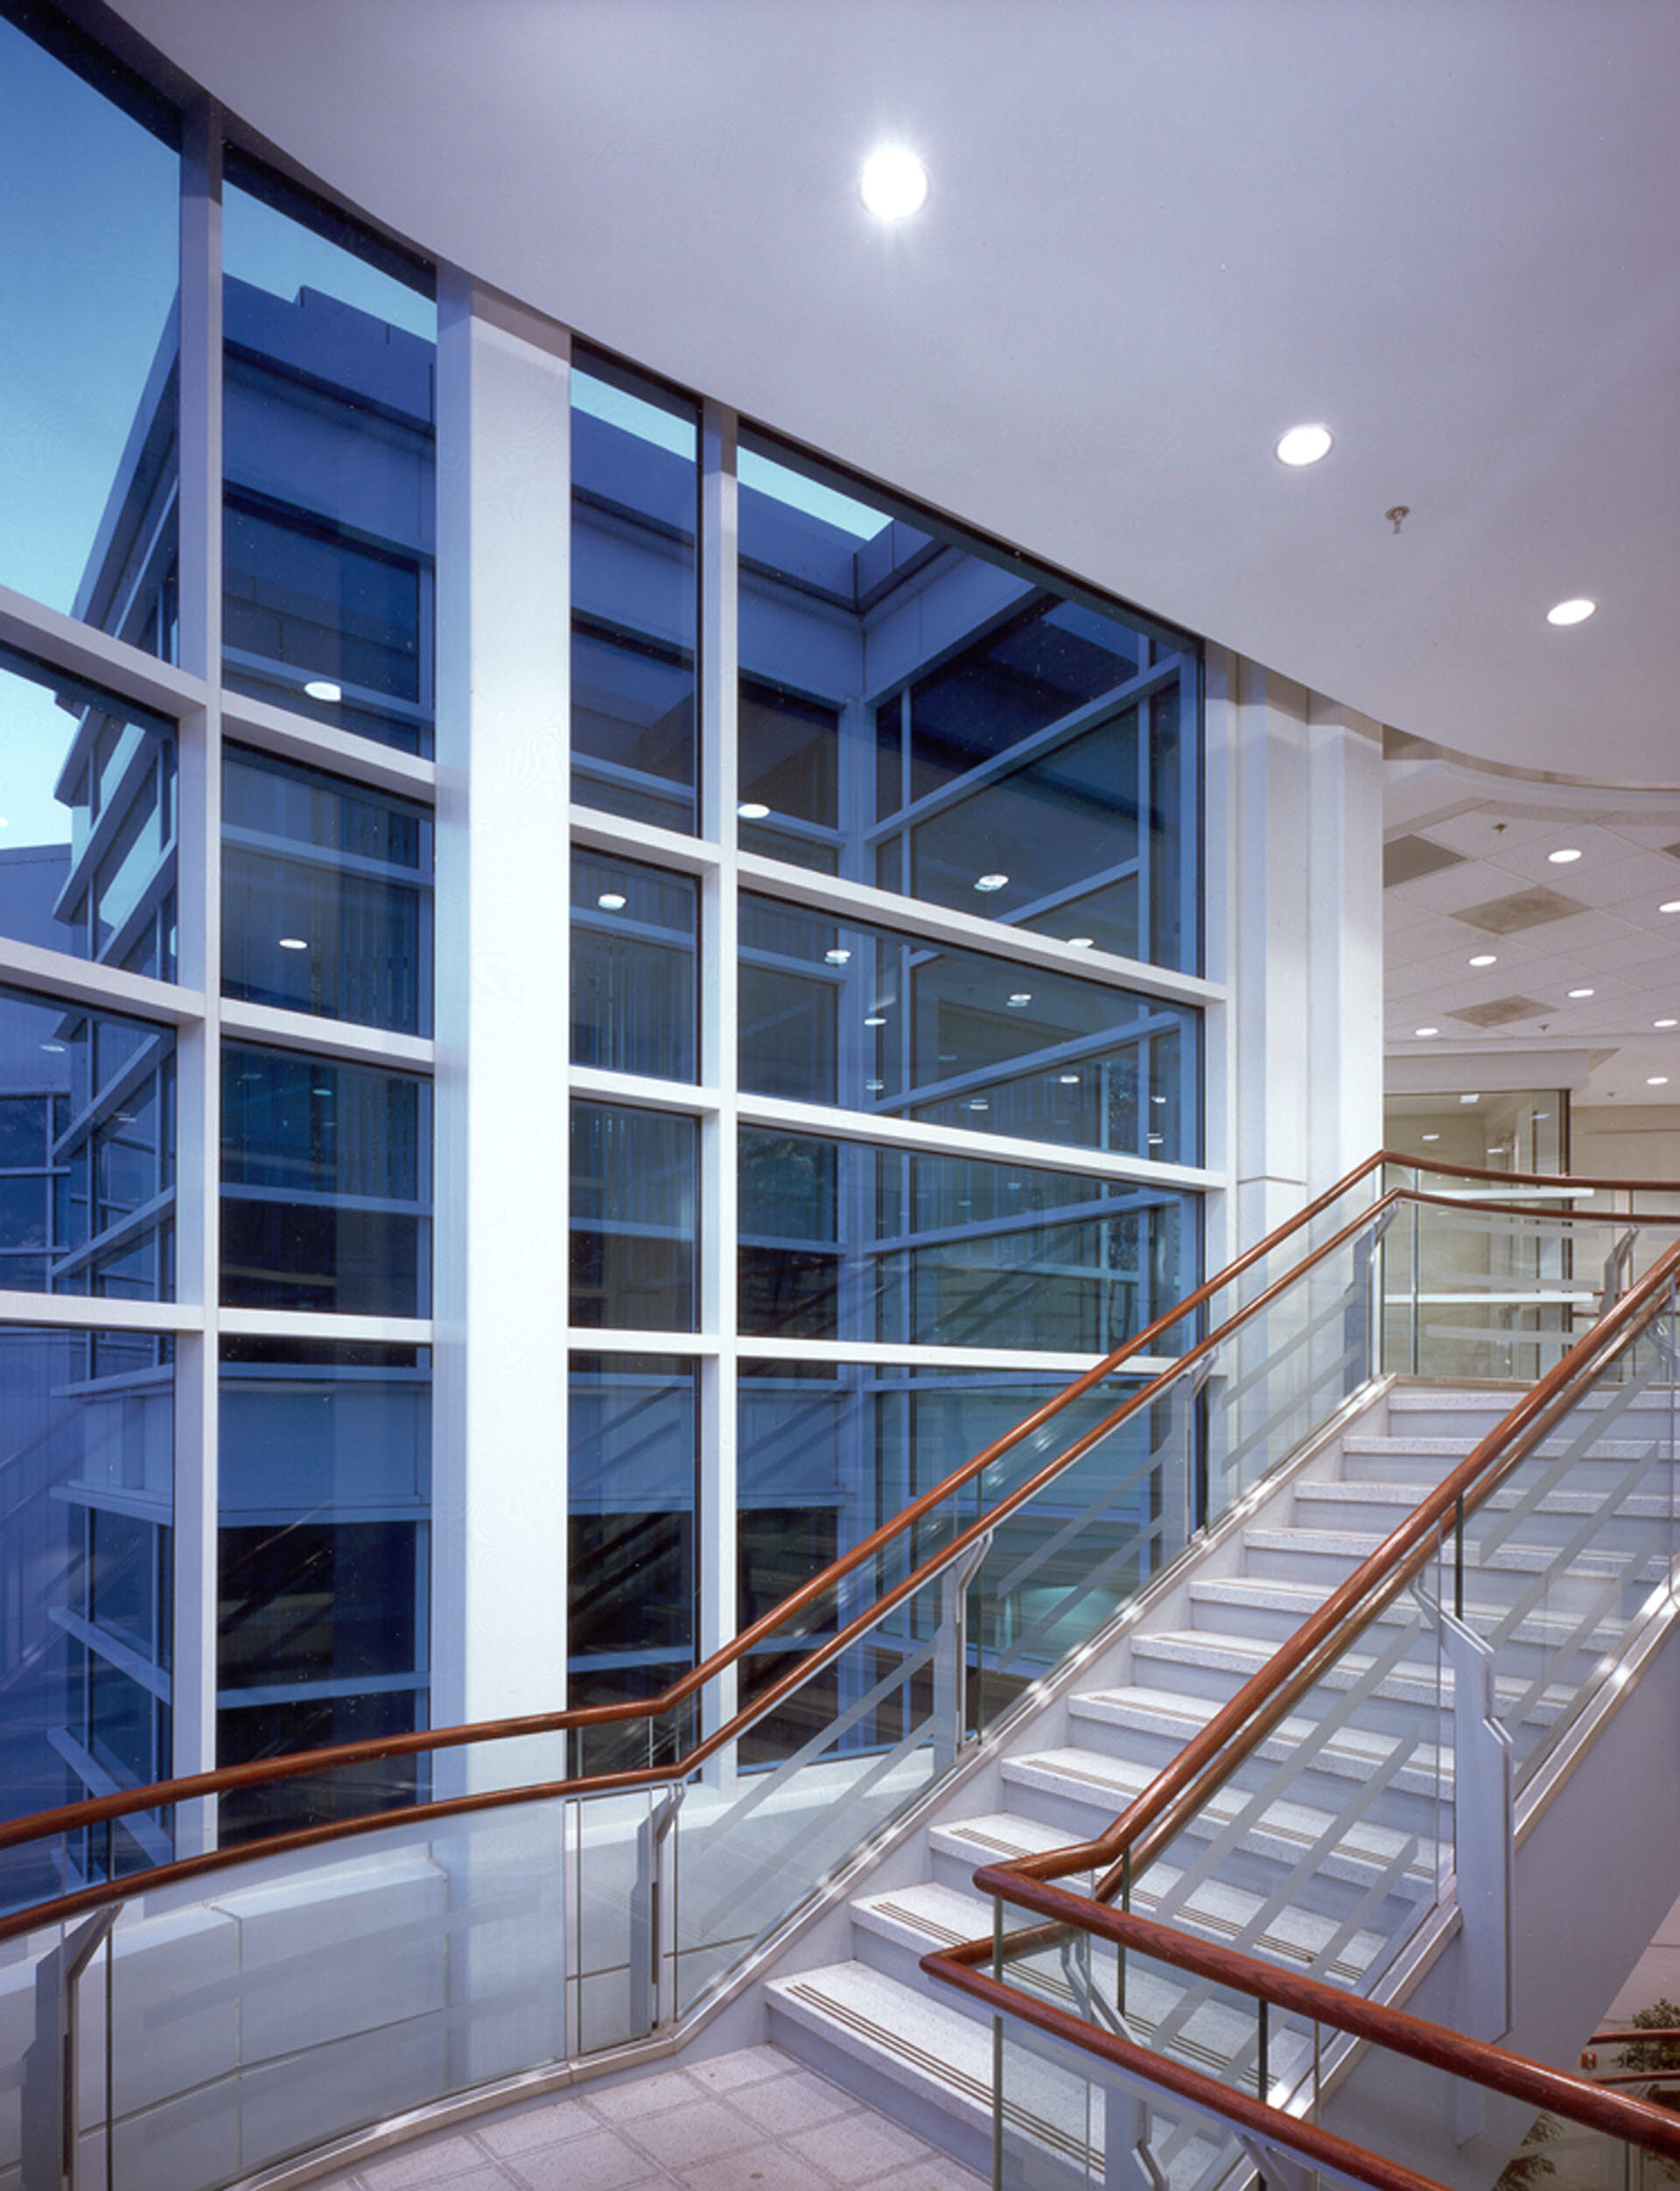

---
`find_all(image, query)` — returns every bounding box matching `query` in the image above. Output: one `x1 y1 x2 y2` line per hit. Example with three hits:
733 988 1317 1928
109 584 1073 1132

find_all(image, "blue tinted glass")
738 892 1198 1162
738 432 1197 971
570 852 697 1079
0 14 178 655
0 1326 174 1904
739 1129 1194 1352
0 642 177 976
571 360 699 831
570 1104 696 1331
0 986 174 1299
221 164 436 755
569 1354 696 1745
221 1044 430 1314
222 745 433 1033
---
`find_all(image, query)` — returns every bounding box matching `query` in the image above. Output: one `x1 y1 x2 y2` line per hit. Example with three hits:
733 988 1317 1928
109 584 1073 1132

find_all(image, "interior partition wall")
0 0 1219 1873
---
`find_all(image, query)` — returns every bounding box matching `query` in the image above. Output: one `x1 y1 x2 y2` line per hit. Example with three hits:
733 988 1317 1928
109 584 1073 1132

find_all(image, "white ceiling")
93 0 1680 1113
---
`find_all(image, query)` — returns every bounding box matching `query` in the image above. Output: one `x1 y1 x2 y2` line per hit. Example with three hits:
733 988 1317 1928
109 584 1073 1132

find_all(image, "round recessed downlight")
1656 1018 1678 1030
1066 935 1095 948
967 1098 989 1112
1414 1026 1440 1038
303 679 342 702
1276 423 1333 467
1059 1073 1081 1085
859 145 929 220
1421 1133 1441 1143
598 892 626 911
825 948 851 965
975 873 1009 892
1007 992 1032 1007
278 935 309 950
1148 1133 1165 1145
40 1040 66 1054
1548 847 1583 864
737 802 770 820
1567 986 1595 998
1648 1076 1670 1088
1468 953 1497 968
866 1079 886 1092
1662 901 1680 914
1546 598 1596 626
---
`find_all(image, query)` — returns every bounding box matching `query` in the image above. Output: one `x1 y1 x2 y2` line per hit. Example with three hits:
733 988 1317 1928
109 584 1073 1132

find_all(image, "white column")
432 277 572 1732
1205 651 1384 1268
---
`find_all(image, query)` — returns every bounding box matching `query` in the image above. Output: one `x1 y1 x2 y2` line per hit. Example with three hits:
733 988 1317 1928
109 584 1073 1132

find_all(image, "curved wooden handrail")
3 1152 1676 1928
927 1883 1680 2166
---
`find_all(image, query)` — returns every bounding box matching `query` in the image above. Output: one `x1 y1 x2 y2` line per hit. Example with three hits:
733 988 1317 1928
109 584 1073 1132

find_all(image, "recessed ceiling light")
1058 1073 1081 1085
1656 1018 1677 1029
1460 1093 1480 1105
737 802 770 821
1662 901 1680 914
825 948 851 964
1546 598 1596 626
864 1013 886 1026
1148 1133 1165 1145
1547 847 1583 864
1007 992 1032 1007
967 1098 989 1111
1468 953 1498 968
1567 986 1595 998
598 892 626 910
975 873 1008 892
1066 935 1095 948
859 145 929 220
866 1078 886 1091
1648 1076 1670 1088
40 1040 66 1054
1421 1133 1441 1143
278 936 308 950
303 679 342 702
1414 1026 1440 1037
1152 1094 1167 1104
1276 424 1333 467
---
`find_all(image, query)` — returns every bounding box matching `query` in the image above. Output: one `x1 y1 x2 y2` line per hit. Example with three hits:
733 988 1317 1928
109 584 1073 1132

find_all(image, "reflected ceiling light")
859 145 930 220
825 948 851 964
40 1040 66 1054
737 802 770 820
1460 1093 1480 1105
1547 847 1583 864
864 1013 886 1026
1275 423 1333 466
1656 1018 1678 1029
1421 1132 1441 1143
278 935 309 950
1662 900 1680 914
866 1078 886 1091
1546 598 1596 626
0 817 8 828
1468 953 1497 968
1148 1133 1165 1145
1648 1076 1670 1087
1007 991 1032 1007
967 1098 990 1111
1059 1073 1081 1085
597 892 626 910
975 872 1008 892
1066 935 1095 948
1414 1025 1440 1037
303 679 342 702
311 1085 332 1096
1567 986 1594 998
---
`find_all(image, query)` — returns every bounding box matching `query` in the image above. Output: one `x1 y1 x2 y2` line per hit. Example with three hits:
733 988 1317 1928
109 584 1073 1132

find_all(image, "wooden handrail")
927 1883 1680 2166
3 1152 1675 1928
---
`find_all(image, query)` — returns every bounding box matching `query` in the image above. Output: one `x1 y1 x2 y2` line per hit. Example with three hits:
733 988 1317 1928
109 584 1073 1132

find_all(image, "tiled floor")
308 2046 988 2191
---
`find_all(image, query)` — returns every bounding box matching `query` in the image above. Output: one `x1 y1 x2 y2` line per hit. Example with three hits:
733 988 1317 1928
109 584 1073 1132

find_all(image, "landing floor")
306 2044 986 2191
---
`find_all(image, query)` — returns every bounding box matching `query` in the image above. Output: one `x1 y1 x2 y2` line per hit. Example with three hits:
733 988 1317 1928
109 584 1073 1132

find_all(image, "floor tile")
476 2097 602 2156
585 2066 708 2123
723 2066 859 2136
788 2110 941 2183
359 2135 509 2188
622 2094 765 2169
500 2127 663 2190
680 2139 834 2191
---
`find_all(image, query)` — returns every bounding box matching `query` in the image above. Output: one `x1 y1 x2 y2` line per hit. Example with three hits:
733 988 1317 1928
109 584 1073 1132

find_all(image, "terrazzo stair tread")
1244 1522 1662 1578
1343 1433 1664 1462
998 1746 1431 1892
1295 1479 1673 1523
851 1878 993 1957
924 1818 1391 1984
767 1960 998 2132
1129 1626 1569 1726
1069 1685 1447 1798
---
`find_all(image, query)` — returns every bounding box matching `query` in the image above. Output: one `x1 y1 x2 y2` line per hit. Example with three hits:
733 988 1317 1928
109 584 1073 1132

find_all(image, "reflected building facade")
0 0 1391 1885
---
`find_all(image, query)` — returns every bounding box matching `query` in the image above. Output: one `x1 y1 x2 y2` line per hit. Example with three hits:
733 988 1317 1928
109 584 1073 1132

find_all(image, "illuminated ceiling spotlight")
303 679 342 702
859 144 929 220
278 935 309 950
1545 598 1596 626
737 802 770 820
975 872 1009 892
1275 423 1333 466
597 892 626 910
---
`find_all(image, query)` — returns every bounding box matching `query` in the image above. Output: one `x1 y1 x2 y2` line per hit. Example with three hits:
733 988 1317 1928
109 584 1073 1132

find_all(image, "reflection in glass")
0 986 174 1298
570 853 697 1079
571 359 699 831
0 1326 174 1907
570 1104 696 1330
0 12 178 653
739 1129 1194 1352
738 430 1197 971
220 1043 430 1314
221 159 437 753
0 642 178 976
568 1355 697 1768
222 745 433 1033
739 892 1197 1162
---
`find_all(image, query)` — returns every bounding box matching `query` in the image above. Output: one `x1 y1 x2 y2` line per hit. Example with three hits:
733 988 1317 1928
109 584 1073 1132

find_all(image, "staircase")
763 1377 1677 2179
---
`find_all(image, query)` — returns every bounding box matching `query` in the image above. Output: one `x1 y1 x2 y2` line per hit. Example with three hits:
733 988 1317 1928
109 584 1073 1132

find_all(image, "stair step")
767 1960 995 2132
1070 1686 1447 1798
853 1879 990 1956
